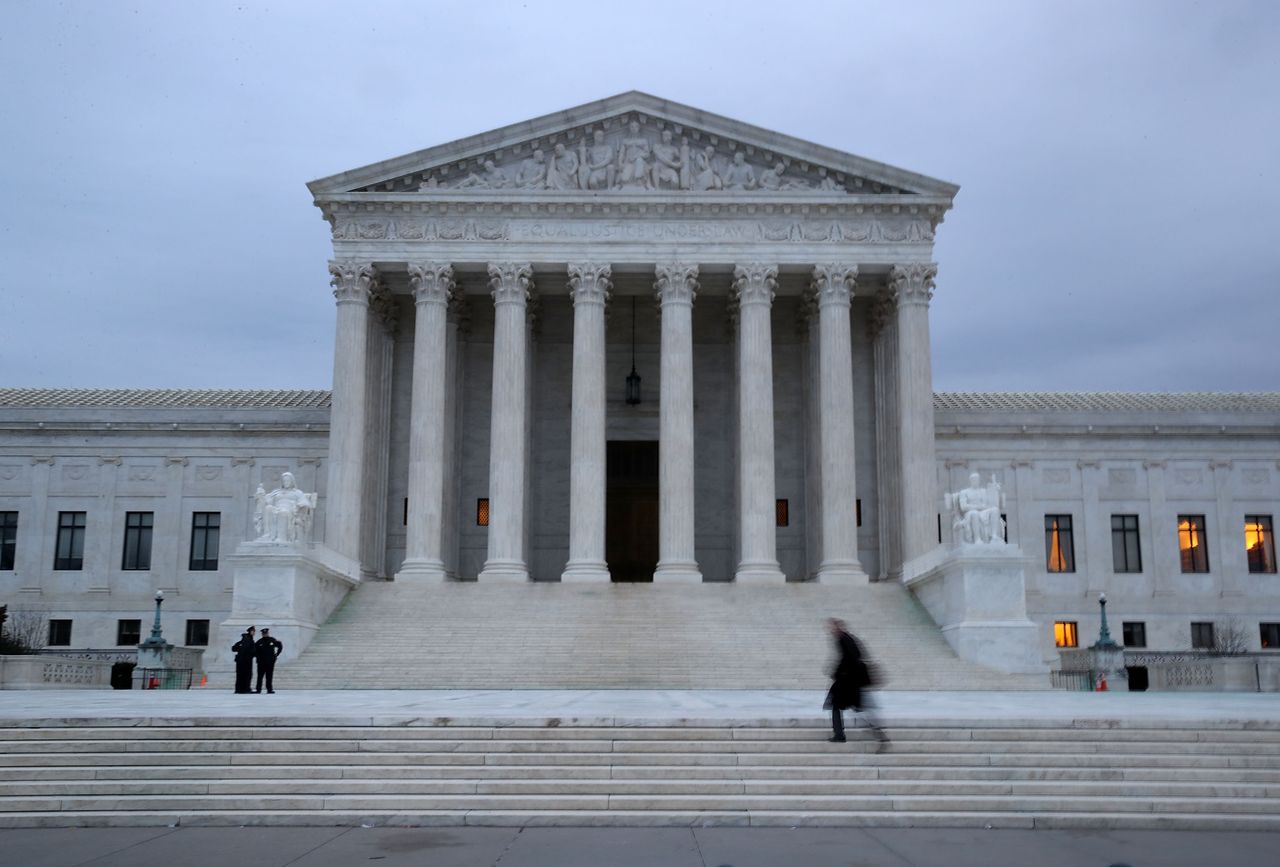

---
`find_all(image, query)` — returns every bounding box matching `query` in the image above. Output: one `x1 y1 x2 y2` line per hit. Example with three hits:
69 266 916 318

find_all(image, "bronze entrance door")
606 440 659 582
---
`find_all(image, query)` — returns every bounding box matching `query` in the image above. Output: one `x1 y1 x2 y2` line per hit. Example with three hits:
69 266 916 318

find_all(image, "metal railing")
1050 669 1097 691
137 668 193 690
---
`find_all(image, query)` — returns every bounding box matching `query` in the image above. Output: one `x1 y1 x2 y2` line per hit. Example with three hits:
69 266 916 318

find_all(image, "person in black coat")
824 618 888 747
254 627 283 694
231 630 255 694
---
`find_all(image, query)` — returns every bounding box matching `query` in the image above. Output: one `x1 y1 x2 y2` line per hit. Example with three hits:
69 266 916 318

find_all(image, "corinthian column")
325 260 376 564
888 263 940 570
397 262 454 583
479 262 534 583
732 264 785 584
653 263 702 583
561 263 612 583
811 264 866 583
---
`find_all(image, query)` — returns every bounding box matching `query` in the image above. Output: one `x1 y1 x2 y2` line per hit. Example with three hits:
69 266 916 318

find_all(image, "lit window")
116 619 141 646
1191 622 1215 650
1111 514 1142 573
1178 515 1209 573
54 511 87 571
476 498 490 527
1044 515 1075 573
1122 621 1147 648
1245 516 1276 574
1260 623 1280 650
1054 621 1078 648
775 499 789 528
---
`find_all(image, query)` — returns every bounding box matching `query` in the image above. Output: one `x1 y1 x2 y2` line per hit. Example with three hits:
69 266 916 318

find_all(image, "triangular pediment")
308 92 958 201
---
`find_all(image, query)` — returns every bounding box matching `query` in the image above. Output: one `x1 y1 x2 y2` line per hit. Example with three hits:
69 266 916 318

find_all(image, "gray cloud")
1 0 1276 391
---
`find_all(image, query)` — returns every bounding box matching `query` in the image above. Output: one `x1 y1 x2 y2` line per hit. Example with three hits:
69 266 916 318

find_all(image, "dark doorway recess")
606 440 659 582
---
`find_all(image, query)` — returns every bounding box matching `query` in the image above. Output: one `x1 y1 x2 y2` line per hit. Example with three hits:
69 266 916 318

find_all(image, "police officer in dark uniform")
254 627 284 694
231 630 255 694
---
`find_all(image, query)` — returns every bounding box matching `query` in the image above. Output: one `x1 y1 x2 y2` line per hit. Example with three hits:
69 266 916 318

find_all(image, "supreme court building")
2 93 1278 681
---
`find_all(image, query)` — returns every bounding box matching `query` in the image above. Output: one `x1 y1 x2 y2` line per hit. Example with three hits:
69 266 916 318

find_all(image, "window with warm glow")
1044 515 1075 573
1054 621 1078 648
1245 515 1276 574
476 498 490 527
1178 515 1209 573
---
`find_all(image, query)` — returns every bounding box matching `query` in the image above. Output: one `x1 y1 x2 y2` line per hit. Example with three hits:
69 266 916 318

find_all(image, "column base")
395 558 449 583
561 560 611 583
478 559 529 583
735 561 785 584
653 561 702 584
815 560 868 584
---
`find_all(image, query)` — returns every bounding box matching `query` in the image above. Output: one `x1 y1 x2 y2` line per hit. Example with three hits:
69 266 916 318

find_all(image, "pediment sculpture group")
424 121 848 194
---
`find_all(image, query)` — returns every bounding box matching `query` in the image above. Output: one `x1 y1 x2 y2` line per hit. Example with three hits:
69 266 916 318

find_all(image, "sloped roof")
3 389 1277 414
0 389 332 409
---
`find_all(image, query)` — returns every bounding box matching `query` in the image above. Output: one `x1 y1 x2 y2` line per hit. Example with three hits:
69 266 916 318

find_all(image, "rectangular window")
775 499 789 528
116 619 141 646
47 619 72 647
121 511 154 571
476 498 490 527
189 512 221 571
1246 516 1277 574
1111 514 1142 573
54 511 87 570
1044 515 1075 573
1260 623 1280 650
1179 515 1210 573
185 619 210 646
1054 621 1078 648
1122 621 1147 648
1191 621 1215 650
0 511 17 570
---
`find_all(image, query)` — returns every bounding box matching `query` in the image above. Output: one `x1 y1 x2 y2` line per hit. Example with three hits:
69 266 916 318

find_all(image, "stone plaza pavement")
4 825 1280 867
3 688 1280 727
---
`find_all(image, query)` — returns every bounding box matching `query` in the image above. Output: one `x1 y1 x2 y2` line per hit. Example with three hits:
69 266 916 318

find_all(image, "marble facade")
0 94 1277 672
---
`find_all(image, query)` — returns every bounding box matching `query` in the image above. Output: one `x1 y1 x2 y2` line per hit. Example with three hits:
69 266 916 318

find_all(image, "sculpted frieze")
363 115 908 197
331 215 936 247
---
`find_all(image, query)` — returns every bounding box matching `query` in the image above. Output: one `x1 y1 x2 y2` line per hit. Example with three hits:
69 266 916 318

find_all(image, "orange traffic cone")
1096 673 1108 692
199 674 208 688
148 676 159 689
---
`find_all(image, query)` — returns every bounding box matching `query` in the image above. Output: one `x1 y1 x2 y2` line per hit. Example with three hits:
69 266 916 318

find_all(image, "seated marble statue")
253 472 318 544
945 472 1007 546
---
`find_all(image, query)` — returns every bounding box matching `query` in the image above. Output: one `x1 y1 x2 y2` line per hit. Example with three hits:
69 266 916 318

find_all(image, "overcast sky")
2 0 1276 393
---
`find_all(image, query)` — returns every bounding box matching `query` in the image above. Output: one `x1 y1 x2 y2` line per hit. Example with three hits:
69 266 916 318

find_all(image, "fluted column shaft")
325 260 375 563
890 263 940 568
733 264 785 583
398 262 454 582
812 264 866 583
479 263 534 583
870 294 903 581
562 263 612 583
653 263 702 583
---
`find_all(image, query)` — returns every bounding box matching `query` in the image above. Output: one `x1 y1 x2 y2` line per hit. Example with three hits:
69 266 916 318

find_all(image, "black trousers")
255 662 275 693
234 660 253 694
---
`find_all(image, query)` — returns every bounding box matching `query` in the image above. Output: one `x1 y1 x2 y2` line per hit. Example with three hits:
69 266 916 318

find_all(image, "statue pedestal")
210 542 360 678
904 544 1047 675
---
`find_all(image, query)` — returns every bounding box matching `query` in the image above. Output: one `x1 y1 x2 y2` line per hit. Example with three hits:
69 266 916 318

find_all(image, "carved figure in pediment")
548 143 580 190
417 174 439 191
516 149 548 189
650 129 686 190
817 175 845 192
758 161 811 191
455 160 511 189
581 130 616 190
616 120 652 189
722 151 757 190
691 145 722 191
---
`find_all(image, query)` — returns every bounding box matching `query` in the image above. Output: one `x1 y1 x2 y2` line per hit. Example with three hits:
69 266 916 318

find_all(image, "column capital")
369 280 398 334
407 262 455 307
810 263 857 308
488 262 534 305
888 262 938 307
329 260 376 305
731 263 778 307
567 262 612 307
654 262 699 307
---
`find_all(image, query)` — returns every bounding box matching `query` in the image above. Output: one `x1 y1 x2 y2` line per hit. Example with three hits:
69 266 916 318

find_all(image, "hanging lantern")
625 296 642 405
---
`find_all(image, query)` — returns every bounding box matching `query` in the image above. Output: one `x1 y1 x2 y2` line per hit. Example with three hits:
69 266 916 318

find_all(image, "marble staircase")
3 718 1279 829
283 580 1045 690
